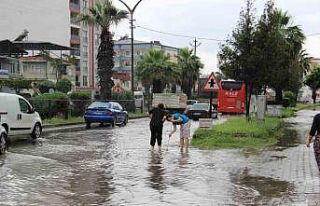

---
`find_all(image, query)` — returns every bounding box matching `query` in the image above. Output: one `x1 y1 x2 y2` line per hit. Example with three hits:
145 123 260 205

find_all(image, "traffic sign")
202 72 219 92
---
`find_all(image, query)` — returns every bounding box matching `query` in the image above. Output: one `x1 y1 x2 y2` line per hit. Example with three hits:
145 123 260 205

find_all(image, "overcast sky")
112 0 320 74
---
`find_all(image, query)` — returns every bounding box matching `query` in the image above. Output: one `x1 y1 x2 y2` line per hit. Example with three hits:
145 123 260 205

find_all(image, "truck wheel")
0 132 7 154
31 123 42 139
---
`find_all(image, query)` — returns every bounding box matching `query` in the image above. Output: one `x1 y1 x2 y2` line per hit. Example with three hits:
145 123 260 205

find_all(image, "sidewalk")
42 115 149 134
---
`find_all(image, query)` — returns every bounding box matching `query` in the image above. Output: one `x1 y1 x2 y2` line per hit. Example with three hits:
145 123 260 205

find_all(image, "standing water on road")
1 112 320 205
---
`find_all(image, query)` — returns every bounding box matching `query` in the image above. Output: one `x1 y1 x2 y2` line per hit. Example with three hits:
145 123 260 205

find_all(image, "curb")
43 115 149 129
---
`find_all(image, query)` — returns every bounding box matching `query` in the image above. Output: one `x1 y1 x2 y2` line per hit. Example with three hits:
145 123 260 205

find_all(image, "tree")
177 48 203 99
255 1 307 102
218 0 259 119
304 67 320 105
56 79 72 93
0 79 31 94
78 0 128 100
136 49 179 93
38 80 56 93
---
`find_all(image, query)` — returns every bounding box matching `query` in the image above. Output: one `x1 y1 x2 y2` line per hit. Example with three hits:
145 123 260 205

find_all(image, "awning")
13 41 74 51
0 40 28 55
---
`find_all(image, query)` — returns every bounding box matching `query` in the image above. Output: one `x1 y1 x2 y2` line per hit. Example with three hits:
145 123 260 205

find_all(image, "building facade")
70 0 99 89
0 0 99 90
113 38 179 91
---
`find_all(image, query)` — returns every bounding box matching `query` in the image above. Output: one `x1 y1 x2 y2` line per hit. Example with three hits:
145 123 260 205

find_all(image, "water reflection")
147 152 166 192
178 150 190 168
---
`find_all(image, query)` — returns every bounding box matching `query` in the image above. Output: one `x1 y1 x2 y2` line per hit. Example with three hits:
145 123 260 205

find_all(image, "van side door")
17 98 34 134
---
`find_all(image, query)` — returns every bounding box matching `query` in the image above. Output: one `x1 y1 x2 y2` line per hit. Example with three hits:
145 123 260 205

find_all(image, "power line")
136 25 226 42
307 33 320 37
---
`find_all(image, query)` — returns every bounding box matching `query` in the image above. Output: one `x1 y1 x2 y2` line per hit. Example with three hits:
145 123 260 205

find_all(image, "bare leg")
180 138 184 151
185 138 189 150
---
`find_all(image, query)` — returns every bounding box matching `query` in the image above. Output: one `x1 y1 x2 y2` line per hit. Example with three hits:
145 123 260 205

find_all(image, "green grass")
282 103 318 118
43 116 84 125
192 116 282 149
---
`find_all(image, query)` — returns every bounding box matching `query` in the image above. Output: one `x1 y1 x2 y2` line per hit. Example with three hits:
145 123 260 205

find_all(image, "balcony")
70 1 80 13
70 35 80 44
70 48 80 56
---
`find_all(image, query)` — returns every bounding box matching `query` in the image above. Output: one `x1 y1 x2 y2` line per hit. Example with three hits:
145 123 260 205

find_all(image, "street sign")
202 72 219 92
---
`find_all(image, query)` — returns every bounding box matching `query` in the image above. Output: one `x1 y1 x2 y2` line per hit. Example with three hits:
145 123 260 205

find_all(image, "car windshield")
191 103 209 110
88 102 111 109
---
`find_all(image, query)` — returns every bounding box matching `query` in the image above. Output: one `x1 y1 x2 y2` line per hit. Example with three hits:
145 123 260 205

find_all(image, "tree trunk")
312 89 317 105
171 84 176 93
97 29 114 100
275 87 283 104
245 82 253 121
153 79 162 93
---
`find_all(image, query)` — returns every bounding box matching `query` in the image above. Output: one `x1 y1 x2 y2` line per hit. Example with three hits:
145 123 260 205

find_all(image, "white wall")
0 0 70 46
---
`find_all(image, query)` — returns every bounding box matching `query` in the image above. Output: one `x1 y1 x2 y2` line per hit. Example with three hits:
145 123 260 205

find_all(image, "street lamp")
118 0 143 95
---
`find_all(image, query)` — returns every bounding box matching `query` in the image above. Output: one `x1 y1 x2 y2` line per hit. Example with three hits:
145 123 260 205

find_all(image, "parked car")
0 93 43 142
84 101 128 128
186 103 218 120
0 125 7 155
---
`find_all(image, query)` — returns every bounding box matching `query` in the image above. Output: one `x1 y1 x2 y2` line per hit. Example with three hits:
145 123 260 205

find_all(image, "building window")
82 46 88 56
136 50 141 56
83 0 87 9
125 51 130 56
82 30 88 43
124 61 130 66
83 75 88 87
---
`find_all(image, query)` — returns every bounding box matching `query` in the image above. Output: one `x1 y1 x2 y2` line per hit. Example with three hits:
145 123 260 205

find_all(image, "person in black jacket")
307 113 320 171
149 103 166 151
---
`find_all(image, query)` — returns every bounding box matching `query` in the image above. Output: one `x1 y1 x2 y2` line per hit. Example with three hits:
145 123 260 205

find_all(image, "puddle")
231 168 294 204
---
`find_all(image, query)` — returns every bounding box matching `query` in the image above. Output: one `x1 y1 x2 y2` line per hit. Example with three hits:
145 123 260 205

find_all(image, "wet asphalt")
0 112 320 205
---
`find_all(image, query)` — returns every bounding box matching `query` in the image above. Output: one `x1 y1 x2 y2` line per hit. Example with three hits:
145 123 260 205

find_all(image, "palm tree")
177 48 203 99
136 49 179 93
78 0 128 100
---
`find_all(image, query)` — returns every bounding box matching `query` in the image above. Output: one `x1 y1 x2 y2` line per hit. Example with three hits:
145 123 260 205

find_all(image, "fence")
28 99 137 120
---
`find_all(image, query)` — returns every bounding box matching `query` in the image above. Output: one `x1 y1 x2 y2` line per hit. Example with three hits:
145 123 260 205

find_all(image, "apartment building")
70 0 99 89
113 38 179 90
0 0 99 90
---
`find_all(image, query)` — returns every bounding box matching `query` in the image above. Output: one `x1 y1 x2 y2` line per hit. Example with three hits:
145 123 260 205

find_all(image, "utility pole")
190 37 201 95
118 0 143 95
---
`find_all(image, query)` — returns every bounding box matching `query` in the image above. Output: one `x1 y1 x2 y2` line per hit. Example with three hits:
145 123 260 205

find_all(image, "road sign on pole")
202 72 219 92
202 72 219 117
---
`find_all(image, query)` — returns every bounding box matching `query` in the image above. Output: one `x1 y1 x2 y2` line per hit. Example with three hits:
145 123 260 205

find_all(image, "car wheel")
123 116 128 126
212 112 218 119
111 119 115 127
0 132 7 155
86 121 91 129
31 123 42 139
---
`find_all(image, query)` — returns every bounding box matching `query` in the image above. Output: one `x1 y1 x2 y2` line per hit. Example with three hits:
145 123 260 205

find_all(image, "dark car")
84 101 128 128
186 103 218 120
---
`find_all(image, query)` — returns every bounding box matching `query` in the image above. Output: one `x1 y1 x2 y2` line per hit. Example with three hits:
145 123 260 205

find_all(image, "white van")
0 93 42 143
0 125 7 154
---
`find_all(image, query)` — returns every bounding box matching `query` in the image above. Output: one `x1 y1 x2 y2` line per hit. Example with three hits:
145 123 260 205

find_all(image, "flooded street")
1 112 320 205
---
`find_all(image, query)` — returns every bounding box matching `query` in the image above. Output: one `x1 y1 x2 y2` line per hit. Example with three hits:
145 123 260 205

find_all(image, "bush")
69 91 91 116
112 91 133 100
56 79 72 93
32 92 69 119
38 80 55 94
112 91 135 112
283 91 296 107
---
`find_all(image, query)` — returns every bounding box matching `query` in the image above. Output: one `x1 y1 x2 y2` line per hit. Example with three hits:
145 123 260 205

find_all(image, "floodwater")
0 112 320 205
